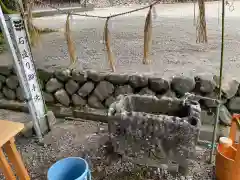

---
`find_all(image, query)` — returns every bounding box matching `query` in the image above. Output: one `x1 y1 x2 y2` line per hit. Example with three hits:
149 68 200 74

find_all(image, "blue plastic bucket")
47 157 91 180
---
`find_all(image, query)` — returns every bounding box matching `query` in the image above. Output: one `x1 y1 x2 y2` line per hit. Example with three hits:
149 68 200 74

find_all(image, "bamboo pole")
210 0 225 164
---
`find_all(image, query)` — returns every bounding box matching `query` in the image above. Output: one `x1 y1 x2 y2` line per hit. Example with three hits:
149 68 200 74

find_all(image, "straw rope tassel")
65 13 77 69
104 17 115 72
143 5 153 65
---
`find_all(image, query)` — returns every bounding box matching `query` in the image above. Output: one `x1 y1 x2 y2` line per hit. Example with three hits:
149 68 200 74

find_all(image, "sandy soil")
1 2 240 79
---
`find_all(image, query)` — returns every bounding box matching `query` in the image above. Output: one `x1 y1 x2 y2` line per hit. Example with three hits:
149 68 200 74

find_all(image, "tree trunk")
0 0 17 14
196 0 207 43
23 0 28 11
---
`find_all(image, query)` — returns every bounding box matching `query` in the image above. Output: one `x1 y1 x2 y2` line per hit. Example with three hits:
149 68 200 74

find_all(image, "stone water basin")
108 94 201 174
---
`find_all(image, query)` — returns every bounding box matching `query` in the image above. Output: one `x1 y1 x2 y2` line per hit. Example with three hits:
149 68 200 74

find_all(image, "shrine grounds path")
1 2 240 79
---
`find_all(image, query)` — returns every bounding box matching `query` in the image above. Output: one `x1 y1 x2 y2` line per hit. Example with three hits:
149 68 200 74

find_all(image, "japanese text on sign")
9 16 45 119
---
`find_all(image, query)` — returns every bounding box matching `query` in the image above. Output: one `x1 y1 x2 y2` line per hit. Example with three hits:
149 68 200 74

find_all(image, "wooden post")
196 0 207 43
4 138 30 180
23 0 28 11
0 6 49 139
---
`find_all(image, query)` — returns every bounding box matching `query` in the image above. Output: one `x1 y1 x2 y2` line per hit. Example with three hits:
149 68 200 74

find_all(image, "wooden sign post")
0 7 49 139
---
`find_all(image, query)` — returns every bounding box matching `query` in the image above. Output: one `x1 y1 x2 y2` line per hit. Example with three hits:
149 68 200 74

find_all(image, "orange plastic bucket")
216 115 240 180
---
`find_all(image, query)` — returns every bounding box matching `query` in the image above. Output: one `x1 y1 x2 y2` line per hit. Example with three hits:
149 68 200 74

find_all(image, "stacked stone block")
0 66 239 139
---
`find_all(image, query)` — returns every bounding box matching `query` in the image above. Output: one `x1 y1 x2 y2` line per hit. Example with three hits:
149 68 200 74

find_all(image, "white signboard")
0 9 48 137
5 14 45 119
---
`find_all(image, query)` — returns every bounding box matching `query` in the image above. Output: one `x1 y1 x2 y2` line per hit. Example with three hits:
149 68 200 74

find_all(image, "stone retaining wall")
0 66 238 140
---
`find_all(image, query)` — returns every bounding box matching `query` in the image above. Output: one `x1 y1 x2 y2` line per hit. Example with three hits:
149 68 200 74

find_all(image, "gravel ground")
1 2 240 79
0 110 216 180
